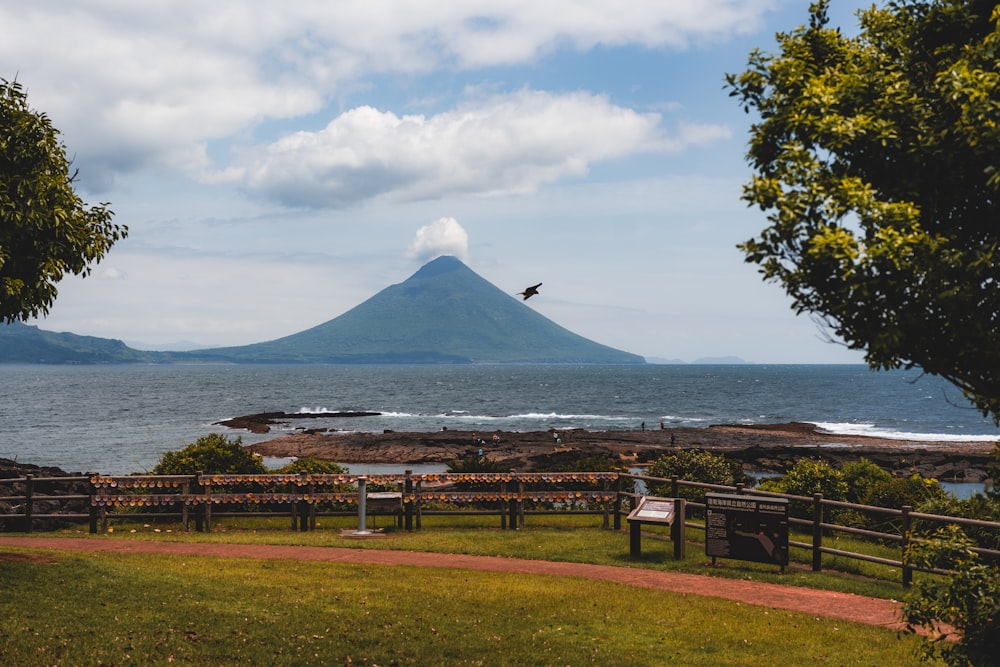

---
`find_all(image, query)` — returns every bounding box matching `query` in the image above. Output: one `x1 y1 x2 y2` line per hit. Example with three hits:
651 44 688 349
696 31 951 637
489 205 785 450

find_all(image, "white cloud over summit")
407 218 470 263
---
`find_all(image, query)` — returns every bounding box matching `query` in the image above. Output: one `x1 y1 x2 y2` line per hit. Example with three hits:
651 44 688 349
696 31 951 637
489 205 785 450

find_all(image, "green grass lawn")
1 547 928 666
2 514 943 665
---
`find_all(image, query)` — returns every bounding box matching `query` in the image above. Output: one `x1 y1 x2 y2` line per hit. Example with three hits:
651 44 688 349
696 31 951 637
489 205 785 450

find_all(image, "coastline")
245 421 997 482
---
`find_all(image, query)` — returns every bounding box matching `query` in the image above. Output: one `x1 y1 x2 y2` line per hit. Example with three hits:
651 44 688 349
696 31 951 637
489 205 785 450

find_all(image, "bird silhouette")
517 282 542 300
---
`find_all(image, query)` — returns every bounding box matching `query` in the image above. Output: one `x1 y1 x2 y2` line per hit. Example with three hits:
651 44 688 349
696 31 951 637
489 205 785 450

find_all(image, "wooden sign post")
626 496 685 560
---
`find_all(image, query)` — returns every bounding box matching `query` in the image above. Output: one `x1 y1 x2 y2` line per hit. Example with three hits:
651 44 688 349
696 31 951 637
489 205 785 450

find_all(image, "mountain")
1 256 645 365
179 255 645 364
0 321 157 364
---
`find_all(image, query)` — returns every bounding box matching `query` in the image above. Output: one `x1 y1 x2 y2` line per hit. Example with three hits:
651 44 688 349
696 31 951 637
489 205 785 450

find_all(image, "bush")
758 459 847 499
917 493 1000 551
151 433 266 475
841 458 892 504
903 525 1000 666
758 459 847 519
274 457 348 475
647 450 750 503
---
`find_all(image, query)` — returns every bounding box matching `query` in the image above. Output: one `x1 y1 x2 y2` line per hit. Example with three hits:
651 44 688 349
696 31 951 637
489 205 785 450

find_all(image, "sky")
4 1 882 363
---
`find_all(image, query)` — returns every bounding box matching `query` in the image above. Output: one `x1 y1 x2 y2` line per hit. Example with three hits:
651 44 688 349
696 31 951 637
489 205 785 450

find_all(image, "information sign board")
705 493 788 566
627 496 676 525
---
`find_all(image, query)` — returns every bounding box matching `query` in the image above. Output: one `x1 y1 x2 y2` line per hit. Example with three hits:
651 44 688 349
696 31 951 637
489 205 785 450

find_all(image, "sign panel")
705 493 789 566
627 496 676 525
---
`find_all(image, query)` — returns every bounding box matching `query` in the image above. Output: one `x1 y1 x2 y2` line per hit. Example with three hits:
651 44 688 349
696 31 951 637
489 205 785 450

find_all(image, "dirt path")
0 536 914 633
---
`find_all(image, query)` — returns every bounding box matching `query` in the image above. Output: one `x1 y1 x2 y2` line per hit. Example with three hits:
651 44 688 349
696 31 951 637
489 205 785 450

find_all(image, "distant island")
1 256 644 365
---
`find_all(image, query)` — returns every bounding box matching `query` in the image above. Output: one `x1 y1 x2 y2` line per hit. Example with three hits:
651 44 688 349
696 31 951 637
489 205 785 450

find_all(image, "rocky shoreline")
245 421 997 483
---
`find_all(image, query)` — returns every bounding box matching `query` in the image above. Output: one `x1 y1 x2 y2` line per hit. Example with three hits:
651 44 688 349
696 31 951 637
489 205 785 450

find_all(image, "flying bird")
518 282 542 300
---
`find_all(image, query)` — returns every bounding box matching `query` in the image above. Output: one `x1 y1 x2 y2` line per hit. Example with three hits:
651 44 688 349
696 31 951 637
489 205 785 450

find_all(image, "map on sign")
627 496 676 525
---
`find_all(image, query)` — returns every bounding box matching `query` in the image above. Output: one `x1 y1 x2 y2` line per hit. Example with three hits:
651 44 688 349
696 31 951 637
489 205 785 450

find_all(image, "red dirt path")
0 536 915 633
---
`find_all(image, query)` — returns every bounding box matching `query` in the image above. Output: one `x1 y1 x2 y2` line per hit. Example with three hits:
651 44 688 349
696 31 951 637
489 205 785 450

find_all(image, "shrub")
758 459 847 519
841 458 892 504
903 525 1000 667
917 493 1000 551
647 450 750 503
275 457 348 475
151 433 266 475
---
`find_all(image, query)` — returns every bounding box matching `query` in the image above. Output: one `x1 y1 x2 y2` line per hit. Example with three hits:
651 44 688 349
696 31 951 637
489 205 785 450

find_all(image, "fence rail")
0 471 620 533
2 470 998 587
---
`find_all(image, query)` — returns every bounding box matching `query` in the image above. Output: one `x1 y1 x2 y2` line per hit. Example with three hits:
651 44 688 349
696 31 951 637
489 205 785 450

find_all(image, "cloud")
0 0 770 192
406 217 470 262
230 89 726 207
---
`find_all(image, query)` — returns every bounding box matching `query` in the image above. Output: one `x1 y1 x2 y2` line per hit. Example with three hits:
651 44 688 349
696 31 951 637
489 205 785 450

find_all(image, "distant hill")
691 356 750 365
0 321 157 364
1 256 644 365
181 256 645 364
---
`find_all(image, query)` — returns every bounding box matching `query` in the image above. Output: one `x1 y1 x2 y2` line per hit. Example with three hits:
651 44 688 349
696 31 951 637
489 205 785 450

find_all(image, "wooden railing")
0 471 620 533
3 470 998 587
621 473 1000 586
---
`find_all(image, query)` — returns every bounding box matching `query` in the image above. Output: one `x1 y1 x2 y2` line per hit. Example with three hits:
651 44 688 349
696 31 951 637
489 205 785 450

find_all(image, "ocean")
1 364 998 477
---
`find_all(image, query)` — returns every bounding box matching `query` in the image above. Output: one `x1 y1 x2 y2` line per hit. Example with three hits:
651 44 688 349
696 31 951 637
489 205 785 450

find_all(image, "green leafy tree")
841 458 892 504
274 457 348 475
917 493 1000 550
988 443 1000 501
903 525 1000 666
647 449 750 502
151 433 266 475
1 79 126 321
726 0 1000 421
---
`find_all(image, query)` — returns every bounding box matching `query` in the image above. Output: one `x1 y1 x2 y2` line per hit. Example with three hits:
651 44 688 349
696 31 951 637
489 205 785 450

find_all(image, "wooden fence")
0 471 620 533
2 469 998 586
624 473 1000 586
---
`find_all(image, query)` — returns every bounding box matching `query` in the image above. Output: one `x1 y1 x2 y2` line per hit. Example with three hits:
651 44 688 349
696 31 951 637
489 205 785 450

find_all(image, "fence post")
517 479 524 529
901 505 913 588
613 476 622 531
201 471 212 533
404 470 413 531
500 479 507 529
812 493 824 572
23 474 33 534
415 478 422 530
182 479 191 532
672 498 686 560
89 477 98 534
602 478 610 530
670 475 679 499
308 482 317 530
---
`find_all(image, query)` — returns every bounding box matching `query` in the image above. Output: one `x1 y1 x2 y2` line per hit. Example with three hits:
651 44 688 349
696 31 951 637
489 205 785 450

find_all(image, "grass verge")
1 548 927 666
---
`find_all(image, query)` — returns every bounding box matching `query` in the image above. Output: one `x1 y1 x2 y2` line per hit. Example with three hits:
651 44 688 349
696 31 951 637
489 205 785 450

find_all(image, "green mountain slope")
1 256 645 364
0 321 156 364
186 256 644 364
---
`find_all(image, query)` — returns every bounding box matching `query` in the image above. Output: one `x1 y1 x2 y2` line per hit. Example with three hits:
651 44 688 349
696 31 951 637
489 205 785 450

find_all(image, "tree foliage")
903 525 1000 666
726 0 1000 421
151 433 266 475
647 449 750 501
0 78 126 322
757 458 849 504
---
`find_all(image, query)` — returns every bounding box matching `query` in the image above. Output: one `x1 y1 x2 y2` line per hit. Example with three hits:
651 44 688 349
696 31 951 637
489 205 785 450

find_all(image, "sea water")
0 364 997 476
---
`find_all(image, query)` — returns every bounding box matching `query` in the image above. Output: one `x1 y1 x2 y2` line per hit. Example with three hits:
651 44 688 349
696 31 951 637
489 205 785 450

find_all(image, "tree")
647 449 750 502
903 525 1000 666
1 78 126 322
726 1 1000 421
151 433 266 475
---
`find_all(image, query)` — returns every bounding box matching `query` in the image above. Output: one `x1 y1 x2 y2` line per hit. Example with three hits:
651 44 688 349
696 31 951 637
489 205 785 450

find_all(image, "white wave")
813 421 1000 442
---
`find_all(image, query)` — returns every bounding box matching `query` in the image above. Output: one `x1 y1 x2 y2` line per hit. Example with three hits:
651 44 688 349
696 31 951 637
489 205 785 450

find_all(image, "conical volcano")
193 255 644 364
